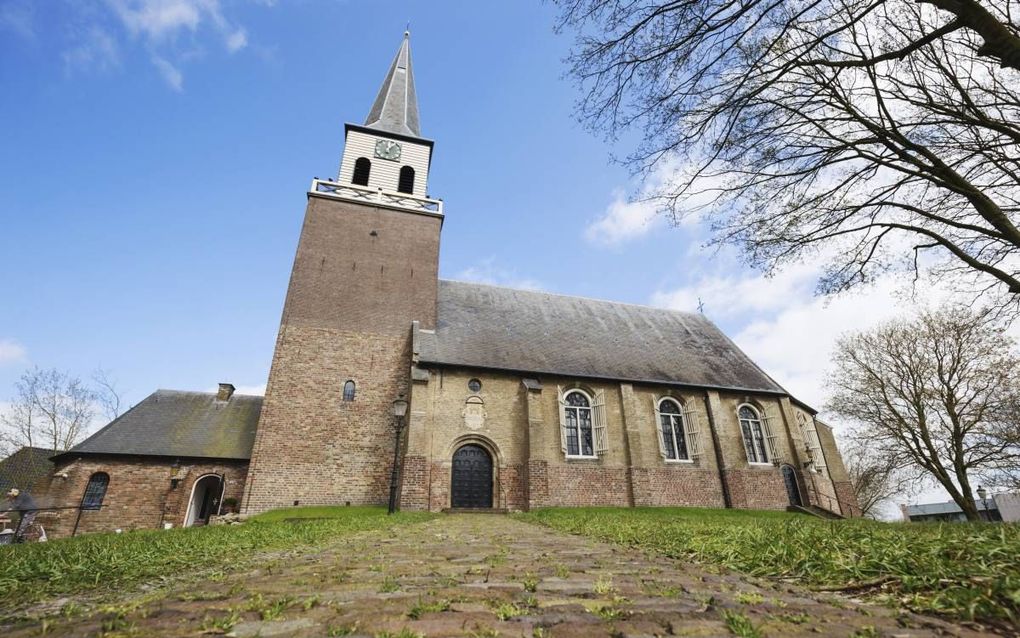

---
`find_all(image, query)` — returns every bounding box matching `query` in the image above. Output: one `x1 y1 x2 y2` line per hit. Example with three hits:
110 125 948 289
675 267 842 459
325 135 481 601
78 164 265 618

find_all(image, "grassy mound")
519 507 1020 626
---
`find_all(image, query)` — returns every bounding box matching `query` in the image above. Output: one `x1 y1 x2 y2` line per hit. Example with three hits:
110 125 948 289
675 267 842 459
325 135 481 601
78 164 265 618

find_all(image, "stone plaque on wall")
463 396 486 430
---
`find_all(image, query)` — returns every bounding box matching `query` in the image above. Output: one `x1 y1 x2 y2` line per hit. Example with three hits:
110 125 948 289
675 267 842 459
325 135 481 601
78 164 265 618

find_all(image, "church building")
36 34 859 538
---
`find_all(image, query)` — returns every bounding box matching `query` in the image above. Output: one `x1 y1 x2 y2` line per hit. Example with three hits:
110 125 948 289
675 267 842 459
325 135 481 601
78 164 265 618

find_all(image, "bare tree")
554 0 1020 313
827 309 1020 520
0 368 97 454
92 368 123 423
843 440 914 518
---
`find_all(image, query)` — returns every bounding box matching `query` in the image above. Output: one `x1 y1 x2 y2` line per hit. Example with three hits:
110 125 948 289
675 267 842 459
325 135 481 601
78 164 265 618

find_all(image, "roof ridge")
439 279 706 319
153 389 263 399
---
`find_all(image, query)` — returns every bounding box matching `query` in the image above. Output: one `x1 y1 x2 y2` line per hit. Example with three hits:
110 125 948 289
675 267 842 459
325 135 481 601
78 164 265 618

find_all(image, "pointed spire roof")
364 31 421 138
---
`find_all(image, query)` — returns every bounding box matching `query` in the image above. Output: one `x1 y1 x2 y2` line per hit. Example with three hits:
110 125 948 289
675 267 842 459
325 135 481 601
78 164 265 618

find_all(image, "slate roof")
417 280 787 395
0 447 53 493
54 390 261 462
364 32 421 137
904 499 997 517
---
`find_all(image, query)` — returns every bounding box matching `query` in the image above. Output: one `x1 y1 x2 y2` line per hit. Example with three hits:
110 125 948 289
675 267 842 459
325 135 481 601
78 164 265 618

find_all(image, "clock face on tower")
374 139 402 161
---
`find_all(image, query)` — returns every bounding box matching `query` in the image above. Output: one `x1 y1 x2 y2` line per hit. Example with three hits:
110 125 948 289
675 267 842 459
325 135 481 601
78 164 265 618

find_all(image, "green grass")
0 506 432 612
517 507 1020 626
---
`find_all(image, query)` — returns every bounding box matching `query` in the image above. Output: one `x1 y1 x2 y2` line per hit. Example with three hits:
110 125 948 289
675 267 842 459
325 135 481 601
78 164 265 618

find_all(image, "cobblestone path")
10 514 987 637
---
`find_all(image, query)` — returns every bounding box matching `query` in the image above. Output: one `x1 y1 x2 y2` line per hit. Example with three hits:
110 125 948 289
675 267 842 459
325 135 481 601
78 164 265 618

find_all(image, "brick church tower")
242 33 443 513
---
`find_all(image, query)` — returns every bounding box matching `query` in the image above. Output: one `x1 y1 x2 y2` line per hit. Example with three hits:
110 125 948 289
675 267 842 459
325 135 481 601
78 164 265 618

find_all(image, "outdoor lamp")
388 397 409 514
977 485 987 501
391 398 409 419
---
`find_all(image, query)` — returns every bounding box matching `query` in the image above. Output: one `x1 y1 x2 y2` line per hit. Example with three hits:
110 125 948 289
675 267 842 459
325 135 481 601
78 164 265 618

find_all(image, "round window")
468 378 482 393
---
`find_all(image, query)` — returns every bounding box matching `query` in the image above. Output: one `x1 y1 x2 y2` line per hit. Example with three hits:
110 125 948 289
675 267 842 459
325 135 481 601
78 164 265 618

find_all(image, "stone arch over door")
446 435 502 509
184 474 224 527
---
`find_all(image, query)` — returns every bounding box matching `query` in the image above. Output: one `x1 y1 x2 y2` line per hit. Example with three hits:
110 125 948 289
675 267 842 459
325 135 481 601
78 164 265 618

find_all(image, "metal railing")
310 179 444 215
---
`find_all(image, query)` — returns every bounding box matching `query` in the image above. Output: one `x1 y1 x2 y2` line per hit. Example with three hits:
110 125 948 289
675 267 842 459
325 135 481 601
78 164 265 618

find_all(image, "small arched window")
352 157 371 186
81 472 109 510
738 405 769 464
563 390 594 457
342 380 356 402
658 398 689 461
397 165 415 194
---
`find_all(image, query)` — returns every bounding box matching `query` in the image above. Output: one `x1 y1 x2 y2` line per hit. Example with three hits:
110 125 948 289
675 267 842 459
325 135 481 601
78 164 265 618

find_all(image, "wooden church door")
451 445 493 508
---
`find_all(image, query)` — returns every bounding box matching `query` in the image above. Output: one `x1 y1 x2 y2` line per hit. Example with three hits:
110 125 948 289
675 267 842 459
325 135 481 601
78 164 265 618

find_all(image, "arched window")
342 380 356 402
352 157 371 186
738 405 769 464
81 472 109 510
564 390 594 457
658 398 690 461
796 412 826 471
397 165 415 194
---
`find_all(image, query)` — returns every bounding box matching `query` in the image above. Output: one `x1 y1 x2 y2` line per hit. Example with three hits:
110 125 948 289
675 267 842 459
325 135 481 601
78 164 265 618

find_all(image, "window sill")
747 461 773 467
564 455 600 461
664 459 694 464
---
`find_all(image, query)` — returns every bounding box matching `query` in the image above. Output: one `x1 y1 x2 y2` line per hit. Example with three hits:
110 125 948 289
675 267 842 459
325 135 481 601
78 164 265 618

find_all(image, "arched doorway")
185 474 224 527
451 444 493 508
781 465 803 507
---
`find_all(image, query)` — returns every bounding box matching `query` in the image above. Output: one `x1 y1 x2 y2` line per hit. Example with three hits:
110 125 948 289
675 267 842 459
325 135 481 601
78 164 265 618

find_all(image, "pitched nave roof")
417 280 788 395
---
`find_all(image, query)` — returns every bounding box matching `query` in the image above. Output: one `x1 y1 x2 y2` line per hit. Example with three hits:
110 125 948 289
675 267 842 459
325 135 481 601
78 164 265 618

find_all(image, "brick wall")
243 193 441 515
632 467 726 508
723 468 790 510
243 326 412 512
37 456 247 539
535 464 631 508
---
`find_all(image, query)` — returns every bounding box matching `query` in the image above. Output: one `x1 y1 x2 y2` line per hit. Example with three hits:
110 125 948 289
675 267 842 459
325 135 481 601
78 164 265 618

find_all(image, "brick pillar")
523 379 547 510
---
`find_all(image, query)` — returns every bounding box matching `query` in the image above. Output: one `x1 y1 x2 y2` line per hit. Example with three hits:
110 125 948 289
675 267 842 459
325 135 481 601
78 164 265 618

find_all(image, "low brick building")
40 32 859 537
39 385 258 537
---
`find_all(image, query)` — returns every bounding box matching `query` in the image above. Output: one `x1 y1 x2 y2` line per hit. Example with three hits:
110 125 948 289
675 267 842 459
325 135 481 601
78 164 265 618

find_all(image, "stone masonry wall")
399 366 842 514
37 456 247 539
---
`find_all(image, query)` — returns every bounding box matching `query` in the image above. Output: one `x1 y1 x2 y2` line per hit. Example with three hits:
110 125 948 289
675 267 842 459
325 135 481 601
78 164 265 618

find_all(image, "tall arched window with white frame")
738 404 770 464
563 390 595 457
658 398 690 461
797 412 826 471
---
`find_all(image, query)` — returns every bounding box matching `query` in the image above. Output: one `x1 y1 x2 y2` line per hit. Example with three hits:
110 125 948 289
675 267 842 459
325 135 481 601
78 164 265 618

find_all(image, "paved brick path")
7 515 988 637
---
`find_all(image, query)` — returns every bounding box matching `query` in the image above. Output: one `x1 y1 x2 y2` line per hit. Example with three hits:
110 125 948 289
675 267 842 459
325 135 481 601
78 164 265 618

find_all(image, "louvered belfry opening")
352 157 371 186
397 165 415 194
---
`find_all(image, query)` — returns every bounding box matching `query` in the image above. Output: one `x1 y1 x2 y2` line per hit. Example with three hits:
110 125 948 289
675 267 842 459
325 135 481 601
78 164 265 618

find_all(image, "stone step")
442 507 509 514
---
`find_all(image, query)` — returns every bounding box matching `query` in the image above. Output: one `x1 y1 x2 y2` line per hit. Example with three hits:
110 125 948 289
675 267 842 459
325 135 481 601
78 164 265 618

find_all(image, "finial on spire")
364 31 421 137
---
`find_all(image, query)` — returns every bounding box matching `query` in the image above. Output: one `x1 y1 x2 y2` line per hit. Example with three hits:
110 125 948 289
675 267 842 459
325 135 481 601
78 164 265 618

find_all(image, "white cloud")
151 55 183 91
225 28 247 53
650 261 820 319
586 157 720 246
63 27 121 74
585 190 660 246
455 257 546 292
0 340 27 366
66 0 255 89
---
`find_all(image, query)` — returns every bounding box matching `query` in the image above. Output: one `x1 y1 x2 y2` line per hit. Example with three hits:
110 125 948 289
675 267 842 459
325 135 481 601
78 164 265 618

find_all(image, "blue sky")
0 0 943 510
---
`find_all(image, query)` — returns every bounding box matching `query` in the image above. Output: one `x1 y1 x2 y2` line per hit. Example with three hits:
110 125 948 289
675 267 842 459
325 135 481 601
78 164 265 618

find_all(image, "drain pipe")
702 391 732 509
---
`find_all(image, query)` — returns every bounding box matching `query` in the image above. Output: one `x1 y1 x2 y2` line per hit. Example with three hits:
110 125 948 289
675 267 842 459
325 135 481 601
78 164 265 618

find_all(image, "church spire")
364 31 421 138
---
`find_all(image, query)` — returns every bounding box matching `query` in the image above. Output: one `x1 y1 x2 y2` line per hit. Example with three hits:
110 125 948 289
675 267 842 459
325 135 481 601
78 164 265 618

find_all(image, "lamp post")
976 485 988 522
388 397 409 515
